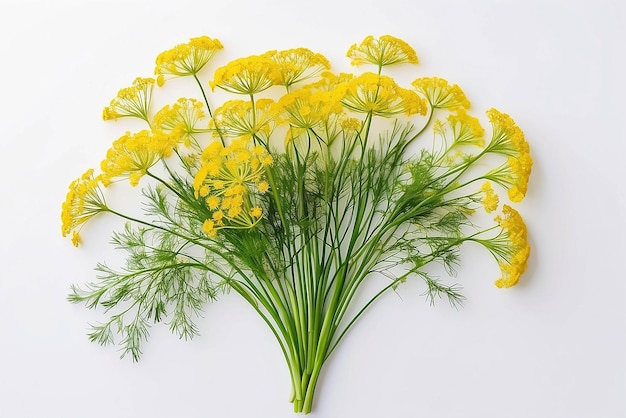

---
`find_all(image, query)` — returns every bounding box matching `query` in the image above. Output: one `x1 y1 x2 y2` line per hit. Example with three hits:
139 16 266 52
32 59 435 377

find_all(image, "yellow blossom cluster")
193 139 273 237
269 48 331 88
484 108 533 202
342 72 427 117
347 35 419 67
447 108 485 147
210 98 278 141
412 77 470 110
494 205 530 288
278 83 345 130
152 98 208 147
61 169 108 247
154 36 223 86
100 130 178 186
433 108 485 159
210 53 281 95
102 77 155 123
480 182 499 213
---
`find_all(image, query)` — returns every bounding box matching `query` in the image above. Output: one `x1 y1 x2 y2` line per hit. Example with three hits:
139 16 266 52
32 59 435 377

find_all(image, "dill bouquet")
62 35 532 414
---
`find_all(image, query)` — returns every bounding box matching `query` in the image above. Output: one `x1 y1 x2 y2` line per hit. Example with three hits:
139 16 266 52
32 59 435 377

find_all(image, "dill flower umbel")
480 182 499 213
209 98 278 141
210 53 281 95
61 169 108 246
277 86 345 130
484 108 533 202
269 48 331 88
342 72 427 117
152 98 208 147
412 76 470 110
193 139 272 235
493 205 530 288
100 130 177 186
447 108 485 148
347 35 419 67
102 77 155 123
154 36 223 86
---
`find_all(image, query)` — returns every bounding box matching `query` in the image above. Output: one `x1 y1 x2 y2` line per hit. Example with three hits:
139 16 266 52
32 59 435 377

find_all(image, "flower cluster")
494 205 531 288
211 53 281 95
102 77 155 123
155 36 224 86
152 97 208 147
100 130 177 186
484 108 533 202
342 72 427 116
193 139 272 236
347 34 419 66
210 98 278 141
412 76 471 110
61 169 107 247
63 34 534 414
269 48 331 88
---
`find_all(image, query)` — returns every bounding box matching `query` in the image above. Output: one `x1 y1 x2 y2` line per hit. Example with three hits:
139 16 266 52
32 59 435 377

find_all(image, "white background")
1 0 625 417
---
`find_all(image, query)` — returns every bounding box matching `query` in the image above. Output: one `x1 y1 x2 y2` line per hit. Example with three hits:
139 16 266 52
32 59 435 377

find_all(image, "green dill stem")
400 105 434 154
193 73 212 117
193 73 225 146
145 169 187 201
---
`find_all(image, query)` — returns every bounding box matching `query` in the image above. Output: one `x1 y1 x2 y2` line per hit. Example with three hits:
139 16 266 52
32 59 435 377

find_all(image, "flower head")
210 98 278 141
484 109 533 202
153 98 208 147
342 72 427 117
411 77 470 110
102 77 155 123
155 36 223 86
269 48 331 88
347 35 418 67
480 182 499 213
493 205 530 288
485 108 530 156
447 108 484 148
100 130 178 186
210 53 281 95
194 139 273 236
278 84 345 130
61 169 108 246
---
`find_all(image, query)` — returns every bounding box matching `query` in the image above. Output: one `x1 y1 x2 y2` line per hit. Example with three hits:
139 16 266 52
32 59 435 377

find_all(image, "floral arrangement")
61 35 532 413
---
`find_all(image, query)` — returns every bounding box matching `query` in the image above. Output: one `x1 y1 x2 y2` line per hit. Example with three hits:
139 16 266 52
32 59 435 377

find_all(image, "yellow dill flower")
257 181 269 193
485 108 530 157
102 77 155 123
506 153 533 202
202 219 217 237
480 182 499 213
447 108 485 147
100 130 178 186
61 169 108 246
154 36 223 86
194 139 272 236
153 98 208 147
484 109 533 202
277 86 345 130
493 205 530 288
210 98 278 140
269 48 331 88
342 72 427 117
347 35 418 67
210 53 281 95
411 77 470 109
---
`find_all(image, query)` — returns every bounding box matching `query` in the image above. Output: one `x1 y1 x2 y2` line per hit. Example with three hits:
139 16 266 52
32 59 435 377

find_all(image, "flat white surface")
1 0 625 417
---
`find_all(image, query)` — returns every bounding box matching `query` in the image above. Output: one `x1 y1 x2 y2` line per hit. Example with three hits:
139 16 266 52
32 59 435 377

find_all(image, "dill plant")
62 35 533 413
